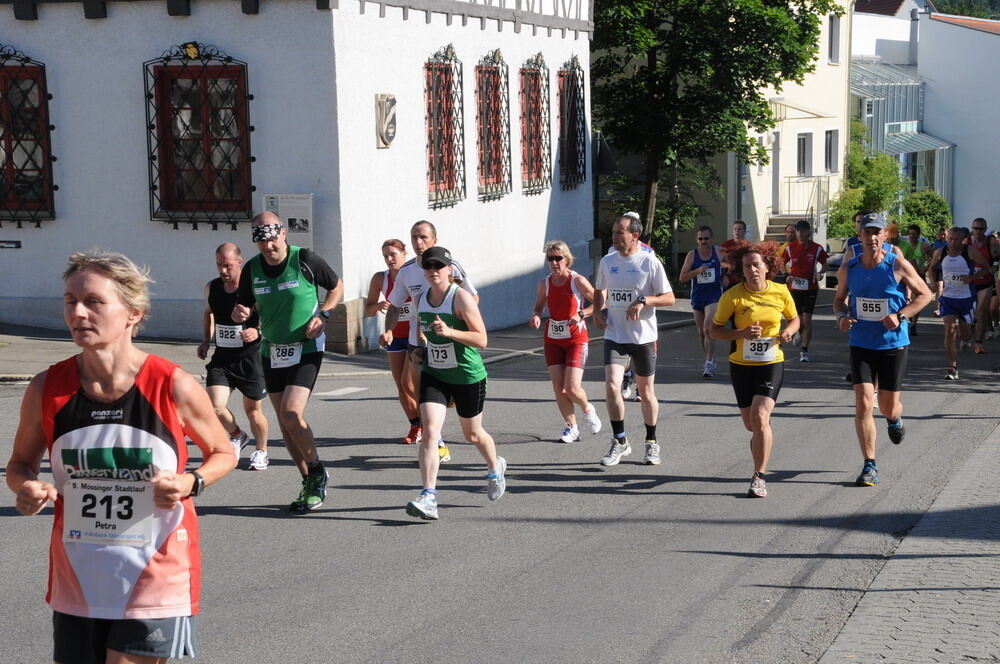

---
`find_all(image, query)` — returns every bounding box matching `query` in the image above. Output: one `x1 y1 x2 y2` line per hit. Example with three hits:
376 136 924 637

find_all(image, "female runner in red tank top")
6 251 234 664
529 240 603 442
365 239 422 443
964 218 998 352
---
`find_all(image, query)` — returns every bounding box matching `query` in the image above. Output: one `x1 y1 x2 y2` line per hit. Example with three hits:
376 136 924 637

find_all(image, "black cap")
421 246 453 268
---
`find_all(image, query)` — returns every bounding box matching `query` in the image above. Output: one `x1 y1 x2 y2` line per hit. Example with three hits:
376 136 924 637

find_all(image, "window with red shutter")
425 45 466 209
0 45 55 226
558 56 586 190
144 43 253 228
475 50 511 201
519 53 551 195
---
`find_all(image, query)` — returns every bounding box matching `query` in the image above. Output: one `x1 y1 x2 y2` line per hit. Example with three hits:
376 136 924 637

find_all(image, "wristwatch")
318 309 331 320
635 295 647 305
187 471 205 498
898 313 908 322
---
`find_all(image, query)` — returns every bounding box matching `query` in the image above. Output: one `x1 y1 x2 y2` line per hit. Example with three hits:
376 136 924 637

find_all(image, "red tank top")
41 354 202 619
382 270 411 338
544 272 589 345
968 240 993 285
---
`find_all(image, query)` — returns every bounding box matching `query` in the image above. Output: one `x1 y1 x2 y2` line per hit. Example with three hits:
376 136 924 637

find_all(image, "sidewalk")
819 417 1000 663
0 304 698 381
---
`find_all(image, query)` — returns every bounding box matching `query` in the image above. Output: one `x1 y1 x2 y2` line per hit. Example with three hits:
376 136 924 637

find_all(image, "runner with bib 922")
6 250 234 664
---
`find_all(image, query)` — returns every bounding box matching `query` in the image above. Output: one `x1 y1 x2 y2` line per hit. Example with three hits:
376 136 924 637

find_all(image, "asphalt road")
1 311 997 663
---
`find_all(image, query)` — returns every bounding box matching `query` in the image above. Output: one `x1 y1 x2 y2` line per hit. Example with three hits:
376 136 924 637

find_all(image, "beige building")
676 3 852 259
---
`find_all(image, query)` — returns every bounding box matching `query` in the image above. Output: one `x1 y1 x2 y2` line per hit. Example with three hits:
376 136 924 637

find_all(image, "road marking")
314 387 368 397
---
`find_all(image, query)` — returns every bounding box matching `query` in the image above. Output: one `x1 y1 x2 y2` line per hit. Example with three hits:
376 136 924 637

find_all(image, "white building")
919 13 1000 225
0 0 593 352
852 0 936 65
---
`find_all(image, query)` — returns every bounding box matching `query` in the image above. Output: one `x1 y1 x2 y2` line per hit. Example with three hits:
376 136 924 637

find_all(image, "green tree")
593 0 841 259
900 189 952 237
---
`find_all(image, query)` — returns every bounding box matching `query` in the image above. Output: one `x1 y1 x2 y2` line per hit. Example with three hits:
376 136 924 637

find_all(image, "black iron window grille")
0 44 55 227
475 49 511 202
519 53 551 196
557 56 586 190
425 44 465 209
144 42 253 229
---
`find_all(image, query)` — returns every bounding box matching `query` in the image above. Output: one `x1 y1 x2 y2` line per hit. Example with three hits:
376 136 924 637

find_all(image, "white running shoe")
406 491 439 520
583 406 603 435
702 360 715 378
747 474 767 498
601 437 631 466
644 441 661 465
249 449 269 470
438 439 451 463
560 425 581 443
487 457 507 501
229 430 250 460
799 351 810 362
620 370 635 400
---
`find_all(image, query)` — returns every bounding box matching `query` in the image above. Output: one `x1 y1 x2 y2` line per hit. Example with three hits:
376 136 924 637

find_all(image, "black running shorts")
206 352 267 400
790 288 818 315
419 371 487 418
262 351 323 394
850 346 908 392
729 361 784 409
603 340 657 377
53 611 196 664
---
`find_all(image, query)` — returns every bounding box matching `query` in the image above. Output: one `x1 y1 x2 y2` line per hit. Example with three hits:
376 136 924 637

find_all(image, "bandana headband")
252 223 283 242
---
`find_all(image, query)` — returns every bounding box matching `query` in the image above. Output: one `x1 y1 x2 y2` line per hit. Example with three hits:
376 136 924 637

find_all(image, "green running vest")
417 284 486 384
249 245 324 356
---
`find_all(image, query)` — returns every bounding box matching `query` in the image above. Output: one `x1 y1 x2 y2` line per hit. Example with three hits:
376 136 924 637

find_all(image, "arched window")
475 49 510 201
425 44 466 209
558 56 586 190
519 53 551 195
144 42 253 228
0 44 55 226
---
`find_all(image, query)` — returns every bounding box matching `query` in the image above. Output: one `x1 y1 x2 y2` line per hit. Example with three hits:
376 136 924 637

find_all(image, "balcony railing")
779 175 830 223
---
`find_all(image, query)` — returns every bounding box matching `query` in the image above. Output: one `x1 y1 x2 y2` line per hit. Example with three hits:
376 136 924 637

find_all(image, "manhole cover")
490 432 542 445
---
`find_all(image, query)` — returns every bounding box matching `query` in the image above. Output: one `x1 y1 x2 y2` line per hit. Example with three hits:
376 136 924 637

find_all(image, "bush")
899 189 952 237
827 187 865 238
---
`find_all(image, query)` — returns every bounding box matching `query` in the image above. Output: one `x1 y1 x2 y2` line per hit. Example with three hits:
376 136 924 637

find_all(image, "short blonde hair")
542 240 574 268
63 251 154 333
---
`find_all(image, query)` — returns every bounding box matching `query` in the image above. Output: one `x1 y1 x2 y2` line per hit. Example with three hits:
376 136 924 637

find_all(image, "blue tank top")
691 246 723 300
847 251 909 350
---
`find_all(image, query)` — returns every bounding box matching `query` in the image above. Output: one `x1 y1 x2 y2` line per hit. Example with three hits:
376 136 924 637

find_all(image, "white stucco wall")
918 17 1000 225
0 1 340 337
853 12 914 63
331 2 593 334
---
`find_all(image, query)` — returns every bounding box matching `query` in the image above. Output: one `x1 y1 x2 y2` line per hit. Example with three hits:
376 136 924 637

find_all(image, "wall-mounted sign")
263 194 313 249
376 94 396 149
0 240 22 249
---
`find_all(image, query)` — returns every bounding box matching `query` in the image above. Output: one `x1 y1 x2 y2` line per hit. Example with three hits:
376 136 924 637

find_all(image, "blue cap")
861 213 887 230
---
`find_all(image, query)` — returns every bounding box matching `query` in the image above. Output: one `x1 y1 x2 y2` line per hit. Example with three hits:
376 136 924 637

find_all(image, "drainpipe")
910 9 919 65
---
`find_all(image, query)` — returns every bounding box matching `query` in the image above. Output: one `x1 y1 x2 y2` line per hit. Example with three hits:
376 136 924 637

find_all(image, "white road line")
314 387 368 397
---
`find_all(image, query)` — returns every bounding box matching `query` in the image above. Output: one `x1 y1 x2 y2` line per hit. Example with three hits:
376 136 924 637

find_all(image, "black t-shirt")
208 278 260 362
236 247 340 307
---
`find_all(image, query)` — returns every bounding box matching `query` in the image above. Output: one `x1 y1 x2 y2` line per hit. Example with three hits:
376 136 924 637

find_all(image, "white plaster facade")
918 14 1000 225
853 11 915 63
0 0 593 347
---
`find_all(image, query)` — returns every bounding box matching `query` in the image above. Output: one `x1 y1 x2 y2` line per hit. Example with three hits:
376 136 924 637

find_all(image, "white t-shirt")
388 256 477 322
595 250 671 344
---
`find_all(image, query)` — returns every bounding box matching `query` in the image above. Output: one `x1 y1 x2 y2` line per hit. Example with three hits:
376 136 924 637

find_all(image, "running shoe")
289 480 309 513
487 456 507 501
644 440 661 465
302 470 329 510
888 423 905 445
405 491 439 520
230 429 251 459
403 425 422 445
583 406 603 435
620 369 635 400
945 366 959 381
560 425 581 443
249 449 269 470
702 360 715 378
747 473 767 498
856 462 880 487
975 342 986 354
799 351 810 363
438 441 451 463
987 329 996 341
601 437 631 466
